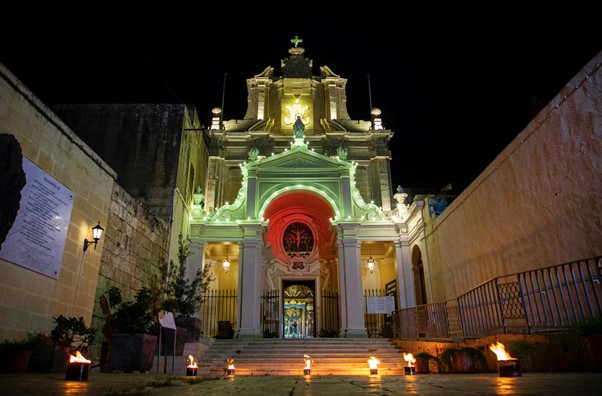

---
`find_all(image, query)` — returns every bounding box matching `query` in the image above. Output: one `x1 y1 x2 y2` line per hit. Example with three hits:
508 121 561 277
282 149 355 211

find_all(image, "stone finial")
248 147 259 161
337 145 348 160
394 185 408 205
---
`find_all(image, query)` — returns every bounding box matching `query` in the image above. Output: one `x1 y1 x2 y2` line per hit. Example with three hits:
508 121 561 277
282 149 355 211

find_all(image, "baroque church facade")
191 40 425 339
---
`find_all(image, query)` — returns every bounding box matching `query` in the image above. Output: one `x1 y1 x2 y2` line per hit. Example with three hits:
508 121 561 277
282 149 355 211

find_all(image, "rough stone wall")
426 51 602 301
52 103 188 221
90 183 170 353
0 64 116 340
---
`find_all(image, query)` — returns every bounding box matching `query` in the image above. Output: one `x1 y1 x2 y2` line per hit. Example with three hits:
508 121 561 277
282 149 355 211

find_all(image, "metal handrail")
391 256 602 340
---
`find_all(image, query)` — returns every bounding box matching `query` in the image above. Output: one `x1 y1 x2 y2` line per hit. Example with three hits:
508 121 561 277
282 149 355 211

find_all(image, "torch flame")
304 354 312 370
69 351 91 364
368 356 380 369
187 355 198 368
489 342 515 361
403 353 416 367
226 358 235 370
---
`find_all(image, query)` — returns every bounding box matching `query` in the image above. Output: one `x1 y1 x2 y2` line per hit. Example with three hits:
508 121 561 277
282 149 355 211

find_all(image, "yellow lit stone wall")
425 52 602 301
0 64 116 340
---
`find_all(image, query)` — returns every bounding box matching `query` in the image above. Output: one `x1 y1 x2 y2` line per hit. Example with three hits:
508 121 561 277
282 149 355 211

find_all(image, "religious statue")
320 259 331 291
266 259 278 291
293 115 305 139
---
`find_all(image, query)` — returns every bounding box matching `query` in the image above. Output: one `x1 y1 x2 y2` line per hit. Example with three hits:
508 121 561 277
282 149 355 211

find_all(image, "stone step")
187 338 407 376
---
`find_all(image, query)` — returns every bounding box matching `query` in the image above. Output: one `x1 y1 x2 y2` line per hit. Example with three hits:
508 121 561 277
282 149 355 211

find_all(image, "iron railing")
392 256 602 340
261 289 280 337
320 290 340 337
200 289 237 338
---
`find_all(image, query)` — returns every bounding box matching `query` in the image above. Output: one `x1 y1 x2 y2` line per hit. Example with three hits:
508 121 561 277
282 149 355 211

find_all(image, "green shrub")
51 315 96 353
161 234 213 320
440 346 489 373
101 286 161 335
566 317 602 336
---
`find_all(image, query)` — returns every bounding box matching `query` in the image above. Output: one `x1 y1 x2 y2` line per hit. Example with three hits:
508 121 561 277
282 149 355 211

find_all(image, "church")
0 37 600 349
186 39 424 339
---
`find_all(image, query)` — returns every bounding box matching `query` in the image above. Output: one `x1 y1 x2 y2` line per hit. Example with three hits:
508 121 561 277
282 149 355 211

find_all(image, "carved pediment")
248 148 347 174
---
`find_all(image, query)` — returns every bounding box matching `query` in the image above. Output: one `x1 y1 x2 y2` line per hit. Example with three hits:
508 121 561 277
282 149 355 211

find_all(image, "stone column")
336 224 368 338
394 239 415 308
236 224 264 339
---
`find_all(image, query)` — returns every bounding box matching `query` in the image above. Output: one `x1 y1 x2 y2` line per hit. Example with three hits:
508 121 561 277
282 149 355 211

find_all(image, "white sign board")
0 157 74 279
366 296 396 314
159 311 177 329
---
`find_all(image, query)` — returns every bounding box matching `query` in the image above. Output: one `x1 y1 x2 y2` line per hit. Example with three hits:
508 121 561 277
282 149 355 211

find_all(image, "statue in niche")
248 146 259 161
320 259 332 291
293 115 305 139
266 259 278 291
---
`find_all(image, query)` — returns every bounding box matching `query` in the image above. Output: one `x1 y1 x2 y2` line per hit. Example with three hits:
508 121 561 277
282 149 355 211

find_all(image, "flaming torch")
303 354 312 375
226 358 235 376
403 353 416 375
368 356 380 375
65 351 91 381
186 355 198 376
489 342 521 377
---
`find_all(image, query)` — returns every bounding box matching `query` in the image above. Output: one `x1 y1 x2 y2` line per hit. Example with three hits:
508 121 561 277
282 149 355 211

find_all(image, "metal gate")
320 290 340 337
261 289 280 337
199 289 237 338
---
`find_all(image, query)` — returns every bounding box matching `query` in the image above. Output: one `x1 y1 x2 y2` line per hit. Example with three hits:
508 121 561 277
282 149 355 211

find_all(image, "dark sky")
2 4 600 195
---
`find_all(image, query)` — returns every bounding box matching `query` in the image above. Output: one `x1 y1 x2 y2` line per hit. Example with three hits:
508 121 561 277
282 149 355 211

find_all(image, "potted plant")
567 316 602 372
506 339 540 372
161 234 213 346
440 346 489 374
47 315 96 372
413 351 439 374
99 286 161 373
0 333 41 373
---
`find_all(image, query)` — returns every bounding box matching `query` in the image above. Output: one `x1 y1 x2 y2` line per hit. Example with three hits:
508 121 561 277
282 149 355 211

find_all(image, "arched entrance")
283 280 315 338
412 246 427 305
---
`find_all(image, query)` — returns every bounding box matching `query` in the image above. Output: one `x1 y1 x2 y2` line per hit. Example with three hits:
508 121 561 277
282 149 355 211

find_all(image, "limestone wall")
90 184 170 346
0 64 116 340
426 52 602 301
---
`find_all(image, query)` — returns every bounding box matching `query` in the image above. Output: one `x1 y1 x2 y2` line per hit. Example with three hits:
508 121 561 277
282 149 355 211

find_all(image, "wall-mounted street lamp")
83 222 104 252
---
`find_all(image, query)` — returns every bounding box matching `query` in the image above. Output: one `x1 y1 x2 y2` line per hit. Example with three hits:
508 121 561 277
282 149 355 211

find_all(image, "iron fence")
364 289 391 337
320 290 340 337
199 289 237 338
392 256 602 340
261 289 280 337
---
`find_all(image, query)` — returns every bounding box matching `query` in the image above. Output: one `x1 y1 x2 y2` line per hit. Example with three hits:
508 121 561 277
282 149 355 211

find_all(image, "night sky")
2 4 600 195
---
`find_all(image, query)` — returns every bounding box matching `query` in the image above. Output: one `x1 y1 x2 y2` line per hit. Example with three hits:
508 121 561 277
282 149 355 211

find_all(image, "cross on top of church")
290 35 303 47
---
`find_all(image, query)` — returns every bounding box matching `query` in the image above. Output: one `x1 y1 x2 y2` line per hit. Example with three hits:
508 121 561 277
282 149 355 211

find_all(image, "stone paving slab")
1 372 602 395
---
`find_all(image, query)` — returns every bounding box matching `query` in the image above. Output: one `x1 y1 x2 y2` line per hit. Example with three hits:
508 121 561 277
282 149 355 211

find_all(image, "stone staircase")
167 338 408 376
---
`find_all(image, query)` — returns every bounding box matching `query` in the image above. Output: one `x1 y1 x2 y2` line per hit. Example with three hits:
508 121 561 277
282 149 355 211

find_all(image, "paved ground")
1 372 602 395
